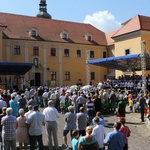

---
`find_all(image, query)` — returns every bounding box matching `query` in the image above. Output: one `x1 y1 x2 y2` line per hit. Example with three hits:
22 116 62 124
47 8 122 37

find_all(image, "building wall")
2 38 108 88
113 31 142 78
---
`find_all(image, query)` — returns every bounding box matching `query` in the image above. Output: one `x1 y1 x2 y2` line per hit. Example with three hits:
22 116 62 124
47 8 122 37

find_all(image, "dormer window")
31 30 37 36
85 34 92 41
60 31 68 39
29 28 37 37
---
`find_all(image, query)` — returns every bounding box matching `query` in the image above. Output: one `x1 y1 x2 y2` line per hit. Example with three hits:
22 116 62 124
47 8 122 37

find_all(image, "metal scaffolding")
140 40 147 94
86 50 90 85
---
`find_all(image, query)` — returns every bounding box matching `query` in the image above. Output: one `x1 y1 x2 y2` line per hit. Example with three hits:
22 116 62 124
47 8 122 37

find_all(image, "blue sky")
1 0 150 32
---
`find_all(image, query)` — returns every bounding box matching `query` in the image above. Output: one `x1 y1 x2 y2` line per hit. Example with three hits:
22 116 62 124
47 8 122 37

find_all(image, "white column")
43 44 47 84
6 41 10 61
58 44 63 86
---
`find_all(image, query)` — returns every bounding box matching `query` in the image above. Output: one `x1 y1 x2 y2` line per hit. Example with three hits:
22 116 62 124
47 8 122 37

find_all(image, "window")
33 57 39 67
88 35 92 41
13 45 21 55
90 51 94 58
33 46 39 56
62 33 68 39
103 52 107 58
91 72 95 80
64 49 69 57
76 49 81 57
125 49 130 55
51 72 56 81
31 30 37 36
65 71 70 80
50 48 56 56
84 34 92 41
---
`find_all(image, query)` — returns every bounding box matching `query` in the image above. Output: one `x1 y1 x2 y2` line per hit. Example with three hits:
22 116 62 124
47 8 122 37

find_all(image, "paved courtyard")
41 106 150 150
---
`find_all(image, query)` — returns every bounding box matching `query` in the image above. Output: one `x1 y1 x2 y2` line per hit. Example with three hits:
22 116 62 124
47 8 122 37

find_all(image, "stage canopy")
0 62 33 75
88 53 150 71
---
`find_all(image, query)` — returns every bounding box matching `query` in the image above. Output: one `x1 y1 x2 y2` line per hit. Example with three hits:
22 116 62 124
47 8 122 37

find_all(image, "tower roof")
36 0 52 19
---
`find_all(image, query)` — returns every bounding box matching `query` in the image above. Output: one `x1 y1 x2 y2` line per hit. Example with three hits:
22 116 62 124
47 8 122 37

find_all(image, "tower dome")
36 0 52 19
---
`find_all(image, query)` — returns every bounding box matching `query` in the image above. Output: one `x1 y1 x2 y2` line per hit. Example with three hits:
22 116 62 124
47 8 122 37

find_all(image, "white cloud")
83 11 121 32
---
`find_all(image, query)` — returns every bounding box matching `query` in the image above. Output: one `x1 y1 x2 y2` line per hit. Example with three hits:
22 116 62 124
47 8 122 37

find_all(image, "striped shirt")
86 100 94 111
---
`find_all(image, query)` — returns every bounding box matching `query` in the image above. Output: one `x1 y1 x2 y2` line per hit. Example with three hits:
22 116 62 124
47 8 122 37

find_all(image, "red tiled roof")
113 15 150 38
105 29 120 46
0 12 107 46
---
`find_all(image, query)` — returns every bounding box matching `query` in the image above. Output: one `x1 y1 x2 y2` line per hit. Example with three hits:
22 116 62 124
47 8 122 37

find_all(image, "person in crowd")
18 93 28 111
0 107 6 149
128 98 133 112
147 94 150 114
25 88 30 100
42 89 49 108
63 105 76 146
27 95 38 107
139 94 146 122
117 99 126 117
103 89 109 103
26 105 45 150
33 88 39 105
43 100 59 150
37 86 44 107
93 94 102 113
3 92 10 107
9 94 19 117
16 108 29 150
59 93 66 114
1 107 17 150
76 93 86 113
15 91 21 101
119 117 131 150
71 92 78 113
24 105 34 118
127 91 132 102
76 107 88 136
109 90 117 112
29 87 35 98
71 130 79 150
78 126 99 150
50 89 57 106
0 96 7 114
144 94 148 117
92 111 107 127
55 90 60 111
65 97 72 112
86 96 95 125
92 117 105 150
104 122 125 150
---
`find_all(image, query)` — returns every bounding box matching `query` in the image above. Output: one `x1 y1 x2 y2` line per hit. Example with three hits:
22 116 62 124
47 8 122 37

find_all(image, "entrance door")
35 73 41 86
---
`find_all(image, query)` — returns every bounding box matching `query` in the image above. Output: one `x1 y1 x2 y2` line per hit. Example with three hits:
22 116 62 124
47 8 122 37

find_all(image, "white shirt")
26 111 45 136
24 110 34 118
43 106 59 122
59 95 65 103
42 92 49 98
92 124 105 148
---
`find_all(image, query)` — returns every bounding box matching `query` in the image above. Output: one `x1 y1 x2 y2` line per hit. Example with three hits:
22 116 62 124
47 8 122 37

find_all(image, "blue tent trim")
0 62 34 75
88 53 150 71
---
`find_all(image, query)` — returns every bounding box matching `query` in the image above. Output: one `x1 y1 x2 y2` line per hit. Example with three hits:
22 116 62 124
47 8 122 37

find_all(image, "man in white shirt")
92 116 105 150
43 100 59 150
24 105 34 118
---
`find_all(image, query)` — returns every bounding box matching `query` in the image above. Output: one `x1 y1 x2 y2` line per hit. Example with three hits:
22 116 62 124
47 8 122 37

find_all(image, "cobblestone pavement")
41 106 150 150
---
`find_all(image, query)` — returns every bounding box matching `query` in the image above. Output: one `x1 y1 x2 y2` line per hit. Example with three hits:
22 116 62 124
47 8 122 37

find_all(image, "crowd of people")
0 83 149 150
